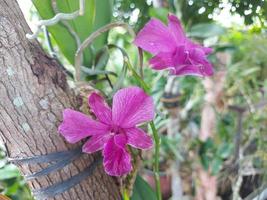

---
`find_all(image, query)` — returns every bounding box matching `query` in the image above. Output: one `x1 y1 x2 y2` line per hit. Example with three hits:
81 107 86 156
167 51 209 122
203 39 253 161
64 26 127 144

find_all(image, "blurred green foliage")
0 148 32 200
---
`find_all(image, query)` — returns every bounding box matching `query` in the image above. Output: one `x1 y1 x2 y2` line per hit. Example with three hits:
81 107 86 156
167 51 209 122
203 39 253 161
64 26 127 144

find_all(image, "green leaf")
131 175 157 200
200 155 210 170
148 7 169 23
216 143 233 159
189 23 226 39
95 47 110 70
81 66 117 76
33 0 78 65
211 157 223 175
33 0 112 68
92 0 113 50
0 165 20 180
55 0 95 66
241 67 260 77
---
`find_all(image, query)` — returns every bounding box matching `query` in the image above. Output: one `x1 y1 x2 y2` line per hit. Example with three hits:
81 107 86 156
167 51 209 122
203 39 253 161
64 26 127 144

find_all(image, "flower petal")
149 51 175 70
114 133 127 149
173 64 207 77
125 127 153 150
82 134 111 153
58 109 110 143
112 87 155 128
103 137 132 176
134 18 176 54
186 40 213 55
169 47 213 76
202 47 213 55
88 92 112 124
168 14 186 44
188 48 213 76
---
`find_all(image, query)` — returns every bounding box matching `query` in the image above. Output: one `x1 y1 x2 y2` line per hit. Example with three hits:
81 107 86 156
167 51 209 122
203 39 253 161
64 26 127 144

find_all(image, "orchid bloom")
58 86 154 176
134 14 213 77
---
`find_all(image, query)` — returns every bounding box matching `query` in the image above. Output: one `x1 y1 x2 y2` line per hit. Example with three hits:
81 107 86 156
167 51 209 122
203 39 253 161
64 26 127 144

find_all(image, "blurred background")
1 0 266 199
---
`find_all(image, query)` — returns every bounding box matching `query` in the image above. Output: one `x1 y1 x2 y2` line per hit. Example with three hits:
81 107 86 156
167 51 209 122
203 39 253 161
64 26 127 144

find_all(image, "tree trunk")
0 1 120 199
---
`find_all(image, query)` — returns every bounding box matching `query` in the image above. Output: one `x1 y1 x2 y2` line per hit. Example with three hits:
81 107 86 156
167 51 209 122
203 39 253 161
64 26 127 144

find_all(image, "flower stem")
150 121 162 200
125 56 162 200
123 189 130 200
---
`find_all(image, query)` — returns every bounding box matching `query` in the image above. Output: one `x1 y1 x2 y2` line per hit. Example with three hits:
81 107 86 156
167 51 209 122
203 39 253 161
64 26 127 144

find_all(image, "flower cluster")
58 14 213 177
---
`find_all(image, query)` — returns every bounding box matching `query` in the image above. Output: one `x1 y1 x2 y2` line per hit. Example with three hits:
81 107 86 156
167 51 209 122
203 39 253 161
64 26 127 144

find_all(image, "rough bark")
0 1 120 199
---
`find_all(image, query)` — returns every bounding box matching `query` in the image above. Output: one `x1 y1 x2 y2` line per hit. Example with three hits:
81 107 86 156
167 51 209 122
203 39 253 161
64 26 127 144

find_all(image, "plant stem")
123 189 130 200
125 59 162 200
150 121 162 200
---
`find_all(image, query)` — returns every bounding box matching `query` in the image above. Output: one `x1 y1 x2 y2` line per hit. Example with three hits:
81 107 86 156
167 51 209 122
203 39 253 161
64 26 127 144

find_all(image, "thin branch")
233 112 243 162
232 174 243 200
228 99 267 114
26 0 85 40
244 183 267 200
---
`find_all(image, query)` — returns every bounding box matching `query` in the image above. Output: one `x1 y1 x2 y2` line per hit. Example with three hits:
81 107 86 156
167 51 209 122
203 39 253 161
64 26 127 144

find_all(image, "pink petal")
188 48 213 76
170 47 213 76
134 18 176 54
187 40 213 55
202 47 213 55
173 64 208 77
149 51 175 70
125 127 153 150
82 134 111 153
112 87 155 128
88 92 112 124
168 14 186 44
103 136 132 176
114 133 128 149
58 109 110 143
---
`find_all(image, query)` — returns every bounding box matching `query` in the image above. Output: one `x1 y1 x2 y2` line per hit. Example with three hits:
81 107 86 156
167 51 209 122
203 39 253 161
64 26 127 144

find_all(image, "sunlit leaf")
33 0 112 68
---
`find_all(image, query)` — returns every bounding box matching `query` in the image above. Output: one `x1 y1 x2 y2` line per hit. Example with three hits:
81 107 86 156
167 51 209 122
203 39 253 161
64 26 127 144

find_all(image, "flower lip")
110 125 124 136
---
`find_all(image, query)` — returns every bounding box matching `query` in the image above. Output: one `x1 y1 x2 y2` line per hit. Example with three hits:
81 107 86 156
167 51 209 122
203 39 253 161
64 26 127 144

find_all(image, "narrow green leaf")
131 175 157 200
189 23 226 39
81 66 117 76
92 0 113 50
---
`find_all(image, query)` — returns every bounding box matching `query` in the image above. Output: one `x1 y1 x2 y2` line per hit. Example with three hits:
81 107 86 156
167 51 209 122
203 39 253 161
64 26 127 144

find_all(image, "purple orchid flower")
134 14 214 77
58 86 154 176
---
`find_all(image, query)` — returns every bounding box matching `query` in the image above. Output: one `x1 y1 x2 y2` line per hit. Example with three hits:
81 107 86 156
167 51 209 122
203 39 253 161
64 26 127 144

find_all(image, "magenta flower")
58 87 154 176
134 14 213 77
